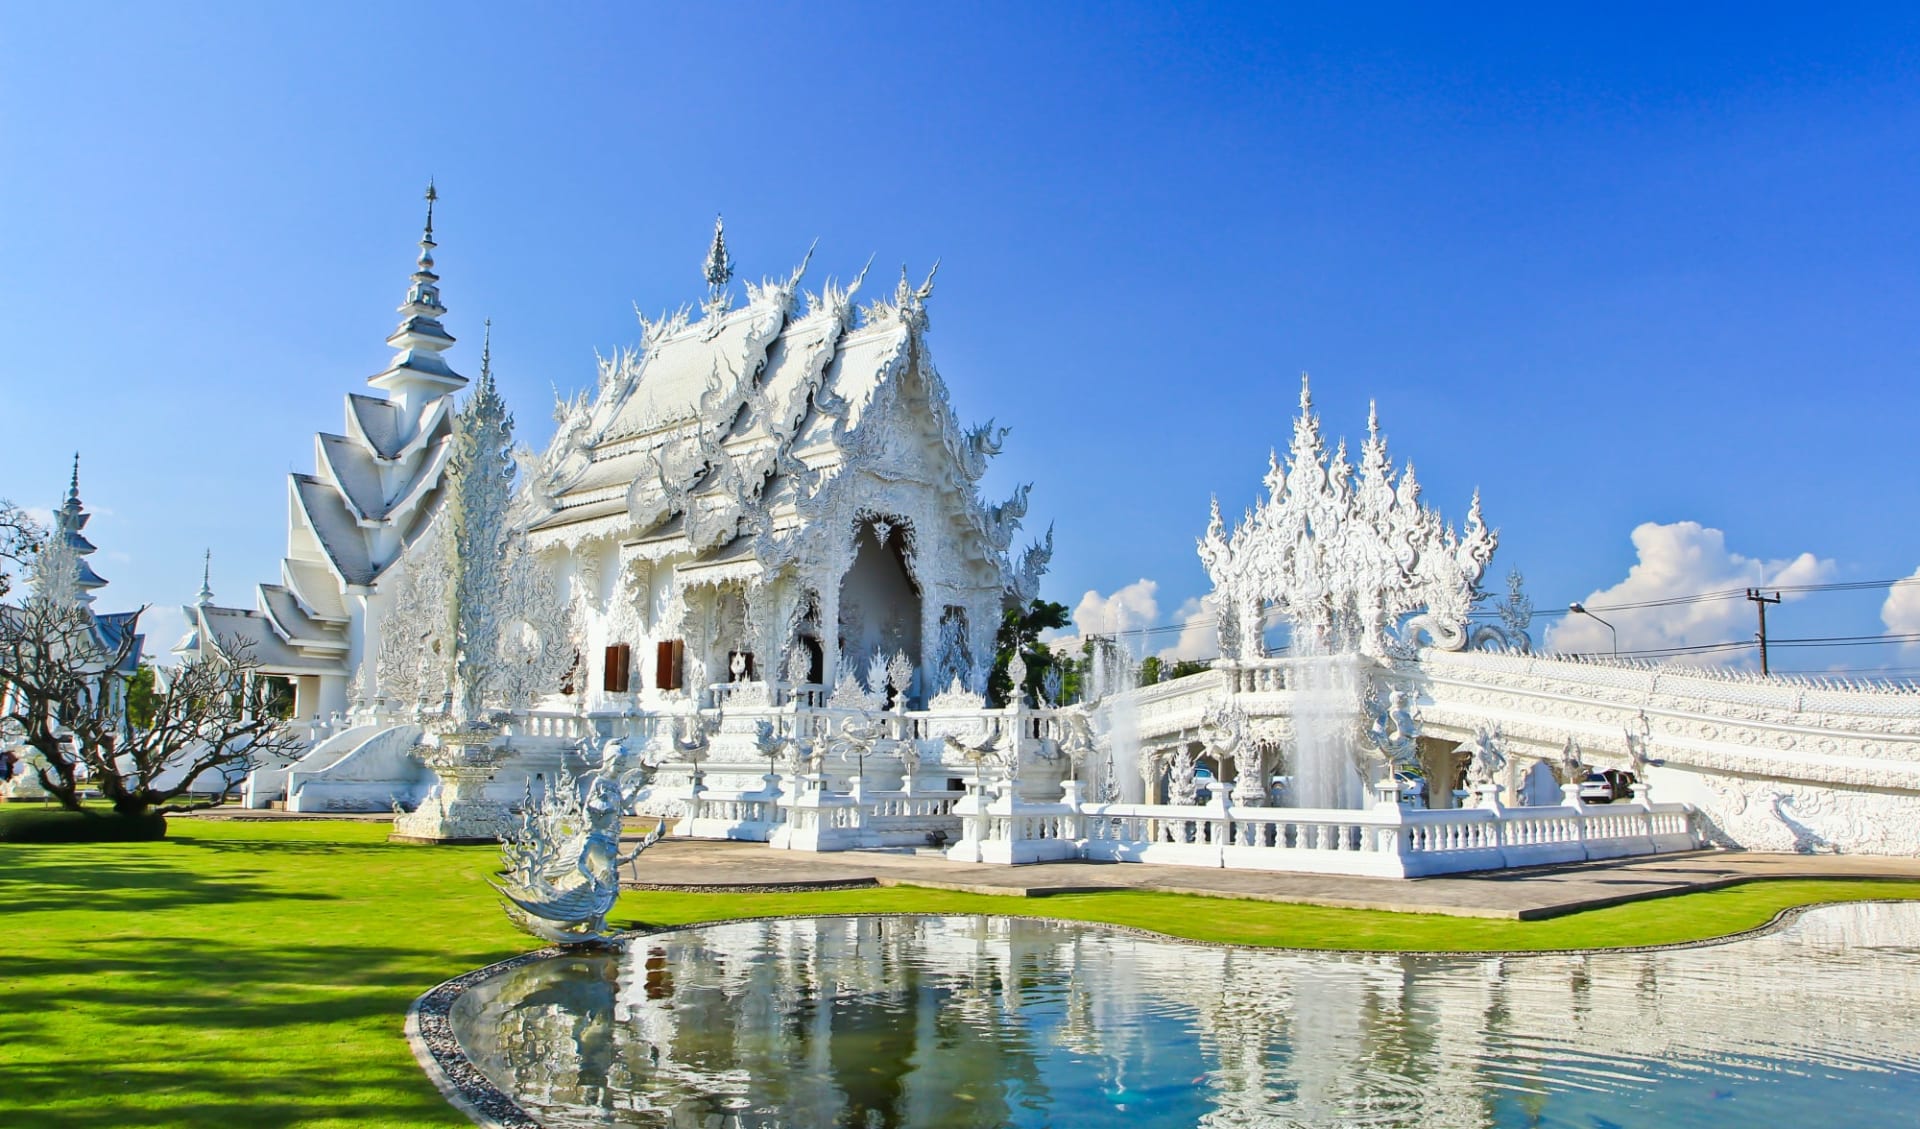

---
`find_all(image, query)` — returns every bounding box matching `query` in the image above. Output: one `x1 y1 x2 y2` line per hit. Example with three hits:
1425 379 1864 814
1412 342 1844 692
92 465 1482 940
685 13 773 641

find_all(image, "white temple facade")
512 221 1045 719
213 192 1916 864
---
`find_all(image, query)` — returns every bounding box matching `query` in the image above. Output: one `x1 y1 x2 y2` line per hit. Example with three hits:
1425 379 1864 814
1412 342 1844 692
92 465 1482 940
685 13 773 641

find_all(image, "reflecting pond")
450 904 1920 1128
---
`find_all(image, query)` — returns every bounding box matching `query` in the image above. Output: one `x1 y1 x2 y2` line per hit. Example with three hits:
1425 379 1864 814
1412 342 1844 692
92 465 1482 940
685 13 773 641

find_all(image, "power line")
1093 575 1920 644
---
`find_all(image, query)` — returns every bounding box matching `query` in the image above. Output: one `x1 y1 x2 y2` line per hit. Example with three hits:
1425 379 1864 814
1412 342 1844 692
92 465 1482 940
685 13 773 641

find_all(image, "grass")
1 817 1915 1127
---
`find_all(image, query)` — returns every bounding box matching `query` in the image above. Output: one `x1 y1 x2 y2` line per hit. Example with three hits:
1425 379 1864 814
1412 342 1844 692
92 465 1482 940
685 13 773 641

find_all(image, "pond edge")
406 898 1919 1129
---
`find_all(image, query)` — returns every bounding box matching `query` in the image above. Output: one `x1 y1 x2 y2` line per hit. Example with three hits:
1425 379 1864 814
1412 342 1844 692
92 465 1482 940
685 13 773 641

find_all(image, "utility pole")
1747 588 1782 675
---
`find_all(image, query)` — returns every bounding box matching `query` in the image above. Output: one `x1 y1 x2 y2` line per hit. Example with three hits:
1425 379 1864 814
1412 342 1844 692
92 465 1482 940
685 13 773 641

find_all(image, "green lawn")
2 817 1916 1128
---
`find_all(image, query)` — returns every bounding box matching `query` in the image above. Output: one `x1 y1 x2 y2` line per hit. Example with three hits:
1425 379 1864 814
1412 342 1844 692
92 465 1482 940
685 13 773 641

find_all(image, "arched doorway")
837 519 922 696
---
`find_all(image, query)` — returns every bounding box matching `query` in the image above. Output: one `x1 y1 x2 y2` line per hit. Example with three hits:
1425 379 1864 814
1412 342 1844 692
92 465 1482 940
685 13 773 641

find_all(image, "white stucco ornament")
1200 375 1496 658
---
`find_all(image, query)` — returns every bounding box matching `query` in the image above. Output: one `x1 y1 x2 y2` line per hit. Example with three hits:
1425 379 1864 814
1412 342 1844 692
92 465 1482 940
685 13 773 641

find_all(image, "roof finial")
67 452 80 506
1299 371 1313 412
704 214 733 289
424 178 437 239
196 548 215 606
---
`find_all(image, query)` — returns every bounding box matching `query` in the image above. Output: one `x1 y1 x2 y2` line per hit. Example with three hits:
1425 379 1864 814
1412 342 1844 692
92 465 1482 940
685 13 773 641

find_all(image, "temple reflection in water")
451 906 1920 1128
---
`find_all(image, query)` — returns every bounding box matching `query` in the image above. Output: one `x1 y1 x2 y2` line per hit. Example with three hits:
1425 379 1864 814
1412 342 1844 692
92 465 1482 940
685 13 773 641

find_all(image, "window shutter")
656 639 684 691
603 644 631 693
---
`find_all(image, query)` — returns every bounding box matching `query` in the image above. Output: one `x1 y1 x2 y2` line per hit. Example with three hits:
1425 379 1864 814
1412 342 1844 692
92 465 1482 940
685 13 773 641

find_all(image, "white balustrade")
1056 797 1700 877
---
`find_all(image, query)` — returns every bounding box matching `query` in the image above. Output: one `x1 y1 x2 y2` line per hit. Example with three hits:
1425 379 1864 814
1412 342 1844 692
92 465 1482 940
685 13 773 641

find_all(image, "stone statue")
1365 686 1420 767
1462 726 1507 791
493 739 664 945
1167 746 1199 806
1558 737 1586 786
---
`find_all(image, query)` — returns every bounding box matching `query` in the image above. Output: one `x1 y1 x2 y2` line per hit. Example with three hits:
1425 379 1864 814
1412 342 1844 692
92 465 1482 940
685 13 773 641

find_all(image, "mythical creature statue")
1558 737 1586 785
1365 685 1421 768
1056 708 1099 780
494 739 664 945
1625 711 1654 775
1166 745 1200 806
1461 726 1507 791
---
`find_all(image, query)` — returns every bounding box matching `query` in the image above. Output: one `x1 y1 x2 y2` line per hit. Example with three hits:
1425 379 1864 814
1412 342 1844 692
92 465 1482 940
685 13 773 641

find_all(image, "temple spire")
369 182 466 404
704 214 734 289
52 453 106 604
701 215 735 324
196 549 215 606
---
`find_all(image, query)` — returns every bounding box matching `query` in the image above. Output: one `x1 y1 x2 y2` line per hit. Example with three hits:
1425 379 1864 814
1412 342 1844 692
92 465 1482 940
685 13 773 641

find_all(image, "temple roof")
262 187 464 667
521 244 1045 602
177 604 347 676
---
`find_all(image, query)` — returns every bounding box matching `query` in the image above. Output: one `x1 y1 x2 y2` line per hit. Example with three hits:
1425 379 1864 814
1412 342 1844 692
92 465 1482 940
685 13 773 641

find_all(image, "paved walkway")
621 838 1920 920
178 808 1920 920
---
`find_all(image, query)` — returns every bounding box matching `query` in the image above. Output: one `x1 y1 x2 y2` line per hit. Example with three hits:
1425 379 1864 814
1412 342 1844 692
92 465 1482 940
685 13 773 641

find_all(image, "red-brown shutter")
656 640 685 691
603 644 631 693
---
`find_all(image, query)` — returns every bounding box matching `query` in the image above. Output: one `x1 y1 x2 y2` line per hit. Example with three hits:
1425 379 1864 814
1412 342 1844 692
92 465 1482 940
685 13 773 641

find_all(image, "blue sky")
3 4 1918 672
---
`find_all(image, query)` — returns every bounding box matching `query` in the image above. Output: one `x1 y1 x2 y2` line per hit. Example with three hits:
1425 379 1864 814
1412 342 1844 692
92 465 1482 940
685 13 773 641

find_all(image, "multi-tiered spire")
368 181 466 408
195 549 215 607
55 454 108 606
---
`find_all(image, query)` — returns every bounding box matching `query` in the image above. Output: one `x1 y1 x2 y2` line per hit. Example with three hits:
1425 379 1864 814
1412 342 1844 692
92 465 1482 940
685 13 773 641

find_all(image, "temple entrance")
837 520 922 698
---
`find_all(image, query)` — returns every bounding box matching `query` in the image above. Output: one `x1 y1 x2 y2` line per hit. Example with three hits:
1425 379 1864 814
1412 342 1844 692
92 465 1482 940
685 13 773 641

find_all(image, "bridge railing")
960 792 1702 877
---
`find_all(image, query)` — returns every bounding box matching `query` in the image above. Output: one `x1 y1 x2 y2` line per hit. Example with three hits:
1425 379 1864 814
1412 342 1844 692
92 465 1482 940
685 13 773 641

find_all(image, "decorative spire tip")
704 213 733 289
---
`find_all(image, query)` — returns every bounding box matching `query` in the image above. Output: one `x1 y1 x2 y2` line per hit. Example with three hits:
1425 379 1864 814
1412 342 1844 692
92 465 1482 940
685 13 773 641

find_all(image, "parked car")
1578 769 1637 804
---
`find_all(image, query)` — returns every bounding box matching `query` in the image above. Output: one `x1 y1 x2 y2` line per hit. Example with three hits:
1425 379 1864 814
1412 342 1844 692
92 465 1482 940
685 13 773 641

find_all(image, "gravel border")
407 898 1919 1128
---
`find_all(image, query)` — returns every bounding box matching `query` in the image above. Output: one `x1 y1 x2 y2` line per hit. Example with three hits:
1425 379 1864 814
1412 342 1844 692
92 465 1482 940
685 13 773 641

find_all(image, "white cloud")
1046 579 1162 657
1880 568 1920 644
1155 596 1218 663
1544 521 1835 662
1044 583 1223 665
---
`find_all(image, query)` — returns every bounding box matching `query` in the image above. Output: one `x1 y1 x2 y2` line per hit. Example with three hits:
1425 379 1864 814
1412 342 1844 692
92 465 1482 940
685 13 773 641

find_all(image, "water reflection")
450 904 1920 1128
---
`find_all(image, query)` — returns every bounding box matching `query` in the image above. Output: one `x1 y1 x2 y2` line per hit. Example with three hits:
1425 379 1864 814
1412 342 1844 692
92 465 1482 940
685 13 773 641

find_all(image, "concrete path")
621 838 1920 920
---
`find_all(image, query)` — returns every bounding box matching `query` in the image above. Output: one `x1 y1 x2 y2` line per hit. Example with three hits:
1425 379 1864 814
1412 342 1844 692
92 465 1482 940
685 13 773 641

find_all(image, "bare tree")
0 593 128 807
0 500 45 600
0 593 301 819
92 637 304 817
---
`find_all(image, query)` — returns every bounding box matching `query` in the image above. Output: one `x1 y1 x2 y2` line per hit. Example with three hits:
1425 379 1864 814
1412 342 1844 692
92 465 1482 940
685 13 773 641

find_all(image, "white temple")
210 190 1918 866
0 458 145 800
510 218 1044 717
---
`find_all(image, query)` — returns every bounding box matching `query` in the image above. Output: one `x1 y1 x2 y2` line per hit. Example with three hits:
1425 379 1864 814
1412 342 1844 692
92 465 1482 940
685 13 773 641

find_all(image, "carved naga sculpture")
493 739 665 945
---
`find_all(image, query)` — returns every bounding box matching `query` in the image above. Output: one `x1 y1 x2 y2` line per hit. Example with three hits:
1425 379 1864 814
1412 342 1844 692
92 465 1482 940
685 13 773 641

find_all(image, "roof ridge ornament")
197 548 215 606
703 214 734 289
702 214 735 325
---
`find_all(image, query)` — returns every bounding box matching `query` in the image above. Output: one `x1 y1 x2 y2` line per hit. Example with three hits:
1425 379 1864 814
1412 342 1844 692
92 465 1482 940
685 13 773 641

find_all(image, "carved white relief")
1199 377 1496 659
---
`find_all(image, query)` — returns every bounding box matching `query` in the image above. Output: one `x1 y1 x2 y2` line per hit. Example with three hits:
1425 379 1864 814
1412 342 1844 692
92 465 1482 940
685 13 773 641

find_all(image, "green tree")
986 599 1070 707
125 663 158 729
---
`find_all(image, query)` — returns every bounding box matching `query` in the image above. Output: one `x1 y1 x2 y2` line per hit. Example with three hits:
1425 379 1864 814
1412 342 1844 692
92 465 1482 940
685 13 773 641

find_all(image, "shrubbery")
0 805 167 843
